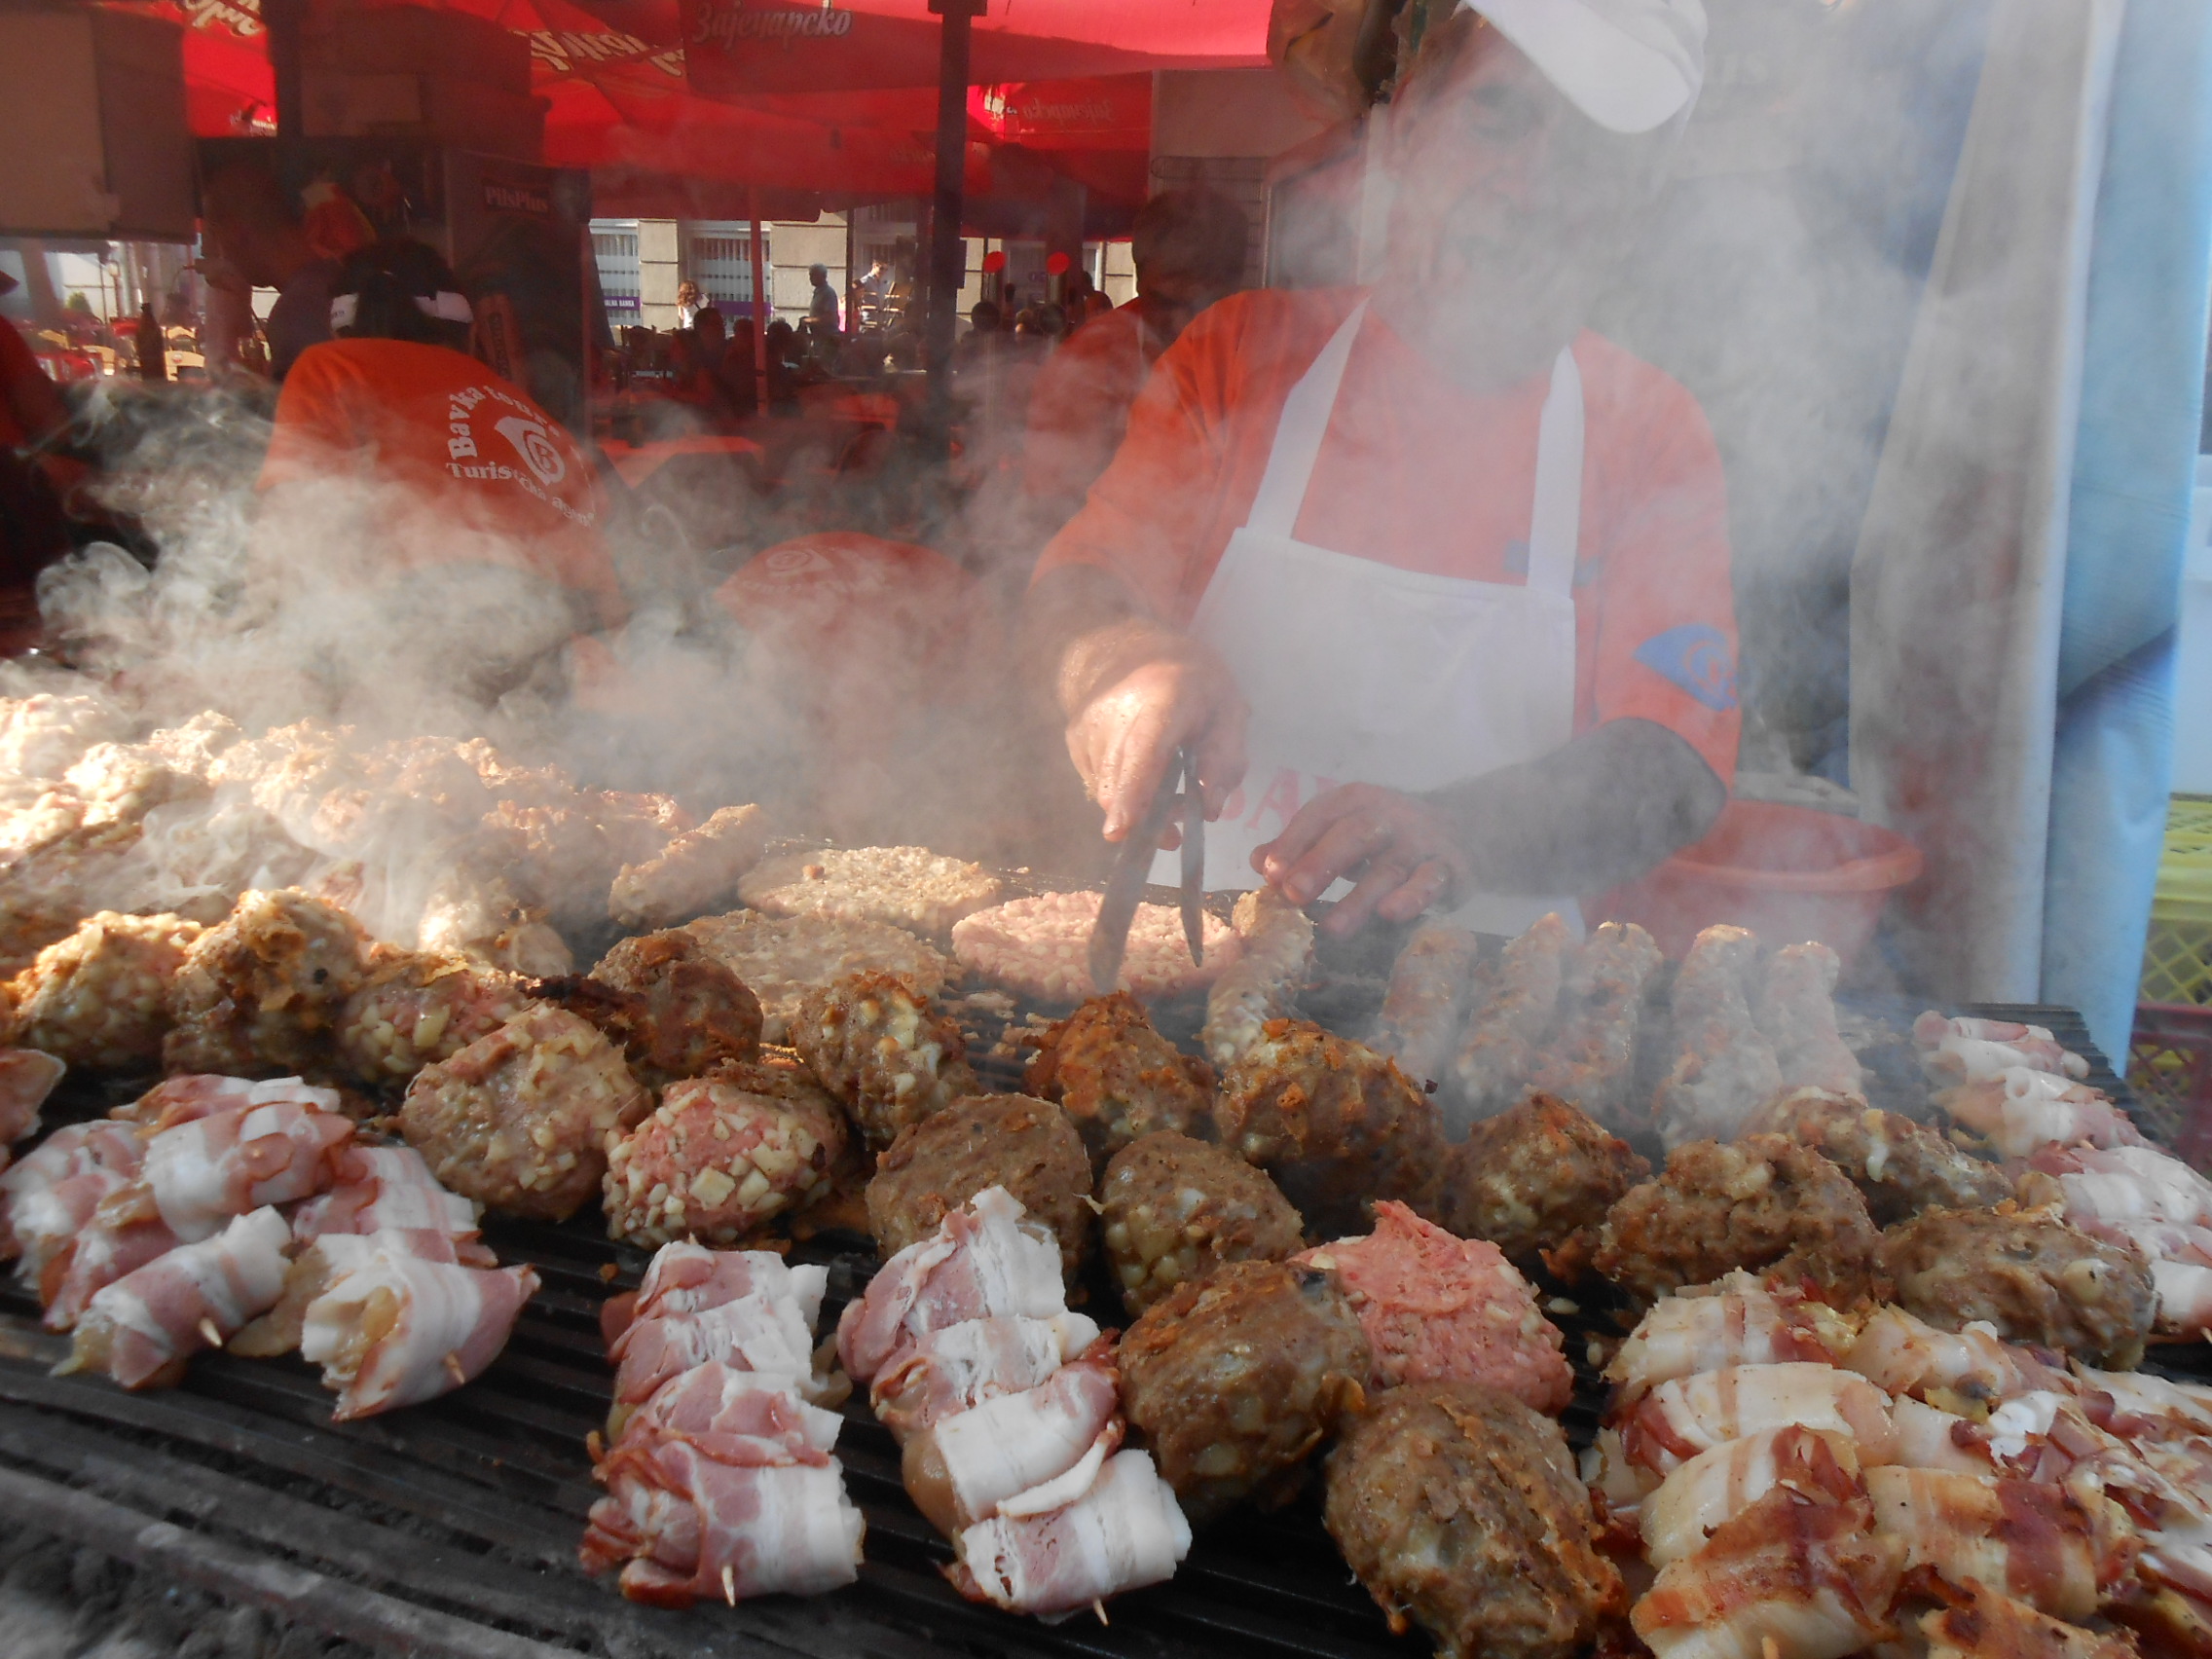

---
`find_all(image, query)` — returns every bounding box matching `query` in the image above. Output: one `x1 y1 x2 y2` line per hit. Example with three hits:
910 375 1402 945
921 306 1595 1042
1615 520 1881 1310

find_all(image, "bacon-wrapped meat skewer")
0 1119 143 1277
1939 1068 2143 1159
1915 1011 2090 1083
0 1048 66 1163
64 1206 291 1388
124 1091 354 1242
298 1245 539 1419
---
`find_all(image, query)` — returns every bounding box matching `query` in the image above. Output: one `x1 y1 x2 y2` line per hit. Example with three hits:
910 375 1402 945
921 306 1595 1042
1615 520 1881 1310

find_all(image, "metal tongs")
1087 746 1206 995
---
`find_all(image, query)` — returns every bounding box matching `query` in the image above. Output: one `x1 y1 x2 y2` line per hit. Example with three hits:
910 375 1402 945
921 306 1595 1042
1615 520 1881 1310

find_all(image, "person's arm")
1255 718 1725 934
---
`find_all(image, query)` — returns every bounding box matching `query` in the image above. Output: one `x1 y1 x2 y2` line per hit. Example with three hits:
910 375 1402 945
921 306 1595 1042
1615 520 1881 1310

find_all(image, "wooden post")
748 189 768 410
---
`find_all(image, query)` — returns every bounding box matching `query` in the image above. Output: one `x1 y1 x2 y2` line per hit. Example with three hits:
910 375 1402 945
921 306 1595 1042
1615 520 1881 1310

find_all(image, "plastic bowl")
1589 799 1923 966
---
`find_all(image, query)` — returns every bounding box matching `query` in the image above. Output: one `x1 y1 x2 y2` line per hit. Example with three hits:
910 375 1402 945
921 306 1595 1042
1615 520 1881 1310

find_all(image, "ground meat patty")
568 929 762 1085
1744 1087 2012 1226
1592 1133 1882 1306
1297 1201 1572 1415
1881 1205 2156 1369
400 1004 650 1221
739 845 1004 937
7 910 203 1070
791 971 978 1152
1325 1382 1624 1659
608 803 772 929
164 889 371 1076
1120 1260 1369 1526
681 910 952 1043
1099 1131 1307 1317
604 1073 844 1246
336 951 531 1088
952 891 1236 1004
1439 1093 1650 1275
1022 993 1216 1168
1214 1019 1445 1237
866 1093 1090 1277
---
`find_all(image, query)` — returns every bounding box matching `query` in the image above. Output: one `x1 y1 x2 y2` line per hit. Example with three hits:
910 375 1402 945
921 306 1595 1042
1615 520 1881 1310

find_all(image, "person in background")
807 264 842 335
1020 188 1251 535
1062 269 1114 327
256 239 626 705
720 313 761 419
1023 0 1735 940
763 318 802 414
674 279 703 332
0 272 77 592
201 161 341 382
858 258 890 327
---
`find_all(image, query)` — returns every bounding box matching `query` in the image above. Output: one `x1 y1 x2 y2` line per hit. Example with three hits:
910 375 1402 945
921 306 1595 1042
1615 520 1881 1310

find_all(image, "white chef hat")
1457 0 1706 135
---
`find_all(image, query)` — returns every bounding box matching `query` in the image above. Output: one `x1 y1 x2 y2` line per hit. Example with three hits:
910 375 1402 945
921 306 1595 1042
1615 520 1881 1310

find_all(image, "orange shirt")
1035 286 1741 785
1020 301 1155 510
259 338 626 629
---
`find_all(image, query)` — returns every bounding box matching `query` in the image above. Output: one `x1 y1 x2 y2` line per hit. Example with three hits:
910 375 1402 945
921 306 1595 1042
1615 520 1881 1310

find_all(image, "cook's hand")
1063 626 1248 842
1254 784 1469 937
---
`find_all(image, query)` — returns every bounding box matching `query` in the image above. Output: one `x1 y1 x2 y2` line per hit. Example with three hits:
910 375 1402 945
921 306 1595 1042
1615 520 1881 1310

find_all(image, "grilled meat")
1098 1131 1306 1318
1744 1087 2011 1225
1653 925 1783 1147
791 971 978 1153
1438 1092 1650 1274
682 911 952 1044
608 803 772 929
741 845 1004 938
1370 923 1482 1089
576 928 763 1086
1022 992 1215 1168
866 1094 1091 1279
1524 920 1662 1135
1753 941 1863 1095
164 889 371 1076
1120 1259 1369 1527
7 910 203 1070
604 1073 843 1246
1446 911 1571 1136
335 951 530 1088
1202 888 1315 1069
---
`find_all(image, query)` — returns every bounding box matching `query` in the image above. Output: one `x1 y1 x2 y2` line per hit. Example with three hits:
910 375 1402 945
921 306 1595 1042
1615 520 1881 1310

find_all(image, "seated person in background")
202 161 343 382
256 238 627 710
1021 187 1250 535
720 314 761 416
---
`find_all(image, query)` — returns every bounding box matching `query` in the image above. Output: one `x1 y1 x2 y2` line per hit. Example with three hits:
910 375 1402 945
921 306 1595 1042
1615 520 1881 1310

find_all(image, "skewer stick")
722 1564 737 1605
443 1351 468 1387
199 1318 225 1350
1092 1599 1109 1626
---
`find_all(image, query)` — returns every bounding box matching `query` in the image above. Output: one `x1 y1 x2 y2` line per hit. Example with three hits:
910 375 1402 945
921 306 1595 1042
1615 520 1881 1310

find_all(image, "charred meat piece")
336 951 530 1088
1370 923 1482 1090
1439 1093 1649 1274
608 803 772 929
1753 941 1863 1095
791 971 978 1153
561 929 764 1087
1653 925 1783 1148
867 1094 1090 1279
1201 888 1315 1069
1524 921 1662 1135
1022 992 1215 1168
1880 1204 2156 1369
1119 1259 1370 1527
1744 1087 2011 1226
604 1073 844 1246
164 890 371 1076
1215 1019 1446 1237
1593 1133 1882 1305
400 1005 650 1221
1099 1131 1307 1317
7 910 203 1070
1446 912 1571 1136
1325 1382 1623 1659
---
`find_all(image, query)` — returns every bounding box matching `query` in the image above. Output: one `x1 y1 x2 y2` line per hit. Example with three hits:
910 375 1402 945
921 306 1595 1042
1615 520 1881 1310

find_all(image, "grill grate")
0 1005 2196 1659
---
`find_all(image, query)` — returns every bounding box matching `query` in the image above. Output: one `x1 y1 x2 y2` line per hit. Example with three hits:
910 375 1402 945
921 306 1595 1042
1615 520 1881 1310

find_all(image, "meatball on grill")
1023 993 1216 1168
567 928 763 1087
1099 1131 1307 1317
1592 1133 1881 1306
1120 1260 1370 1527
1744 1087 2012 1226
604 1072 844 1246
8 909 203 1070
164 889 370 1076
1325 1382 1624 1659
792 971 978 1152
400 1004 650 1221
866 1093 1091 1278
1439 1093 1649 1273
337 950 530 1088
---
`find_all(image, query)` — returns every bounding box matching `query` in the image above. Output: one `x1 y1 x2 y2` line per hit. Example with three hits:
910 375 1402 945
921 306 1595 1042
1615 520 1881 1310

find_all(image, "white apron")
1150 300 1584 937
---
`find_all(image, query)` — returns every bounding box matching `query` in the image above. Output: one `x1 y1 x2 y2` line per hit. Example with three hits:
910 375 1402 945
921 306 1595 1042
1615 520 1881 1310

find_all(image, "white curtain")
1849 0 2126 1003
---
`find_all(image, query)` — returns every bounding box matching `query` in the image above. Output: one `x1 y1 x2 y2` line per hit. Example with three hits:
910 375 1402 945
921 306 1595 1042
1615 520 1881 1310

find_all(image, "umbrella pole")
925 0 985 454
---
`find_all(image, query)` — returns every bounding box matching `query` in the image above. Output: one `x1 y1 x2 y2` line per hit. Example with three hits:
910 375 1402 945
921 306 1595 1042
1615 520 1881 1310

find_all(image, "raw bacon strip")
836 1186 1066 1382
0 1048 65 1157
2033 1143 2212 1229
1604 1272 1856 1403
1641 1424 1864 1567
289 1145 484 1256
113 1074 342 1132
1842 1306 2072 1408
1914 1012 2089 1080
1863 1465 2136 1623
64 1207 290 1388
902 1346 1123 1532
870 1313 1102 1443
610 1289 828 1408
1 1120 144 1272
133 1097 354 1241
299 1249 539 1419
601 1242 824 1346
1618 1363 1898 1479
41 1212 180 1331
580 1439 863 1608
951 1449 1192 1618
613 1362 843 1462
229 1230 465 1357
1939 1068 2142 1158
